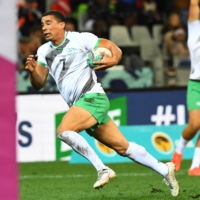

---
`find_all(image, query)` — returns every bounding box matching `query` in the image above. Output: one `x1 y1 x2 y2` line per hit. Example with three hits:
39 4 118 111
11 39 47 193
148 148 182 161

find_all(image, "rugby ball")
87 47 112 68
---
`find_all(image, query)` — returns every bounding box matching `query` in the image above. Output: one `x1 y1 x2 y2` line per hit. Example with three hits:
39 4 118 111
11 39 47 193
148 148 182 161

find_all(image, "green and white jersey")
187 20 200 80
37 31 105 107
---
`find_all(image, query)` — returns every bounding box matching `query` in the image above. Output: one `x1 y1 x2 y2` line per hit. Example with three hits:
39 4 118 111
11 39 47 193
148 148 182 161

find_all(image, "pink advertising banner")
0 0 18 199
0 56 18 199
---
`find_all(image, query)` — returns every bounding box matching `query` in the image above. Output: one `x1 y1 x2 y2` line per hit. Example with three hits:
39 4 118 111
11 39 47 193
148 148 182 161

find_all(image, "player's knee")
57 124 79 135
57 126 70 135
113 142 130 156
189 123 200 133
56 125 64 135
116 148 127 156
115 144 132 156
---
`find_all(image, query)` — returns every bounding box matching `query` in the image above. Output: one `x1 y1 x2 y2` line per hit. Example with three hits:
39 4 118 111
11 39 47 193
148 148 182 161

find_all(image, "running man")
25 10 180 196
172 0 200 176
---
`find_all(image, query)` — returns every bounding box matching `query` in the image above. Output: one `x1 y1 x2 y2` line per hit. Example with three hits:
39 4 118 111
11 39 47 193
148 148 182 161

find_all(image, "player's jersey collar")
51 32 68 48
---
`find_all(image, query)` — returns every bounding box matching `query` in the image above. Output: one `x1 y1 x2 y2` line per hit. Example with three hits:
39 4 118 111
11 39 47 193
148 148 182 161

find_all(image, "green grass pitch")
19 160 200 200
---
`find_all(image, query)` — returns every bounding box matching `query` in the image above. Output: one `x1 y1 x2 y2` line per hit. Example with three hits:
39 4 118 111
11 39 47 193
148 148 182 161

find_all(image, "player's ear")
60 22 66 29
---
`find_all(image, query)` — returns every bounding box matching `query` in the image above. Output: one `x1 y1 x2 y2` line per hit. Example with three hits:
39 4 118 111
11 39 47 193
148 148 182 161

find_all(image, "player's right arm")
25 55 49 90
189 0 200 22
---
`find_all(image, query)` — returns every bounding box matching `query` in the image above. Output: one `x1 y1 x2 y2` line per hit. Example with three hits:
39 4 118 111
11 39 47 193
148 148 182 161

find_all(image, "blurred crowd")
17 0 190 90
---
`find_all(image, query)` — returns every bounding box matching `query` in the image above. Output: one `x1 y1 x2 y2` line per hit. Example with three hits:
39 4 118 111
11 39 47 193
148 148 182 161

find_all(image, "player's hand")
25 55 38 72
93 51 118 71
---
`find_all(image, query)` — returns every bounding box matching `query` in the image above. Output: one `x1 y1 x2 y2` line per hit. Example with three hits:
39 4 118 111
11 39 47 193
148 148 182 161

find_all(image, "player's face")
41 15 64 41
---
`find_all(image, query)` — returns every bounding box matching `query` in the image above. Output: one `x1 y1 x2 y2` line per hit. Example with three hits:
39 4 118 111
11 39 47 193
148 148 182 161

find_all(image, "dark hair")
42 10 66 24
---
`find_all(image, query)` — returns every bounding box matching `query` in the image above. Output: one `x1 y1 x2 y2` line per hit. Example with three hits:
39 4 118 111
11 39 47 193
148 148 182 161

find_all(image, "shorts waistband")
190 79 200 82
81 93 106 97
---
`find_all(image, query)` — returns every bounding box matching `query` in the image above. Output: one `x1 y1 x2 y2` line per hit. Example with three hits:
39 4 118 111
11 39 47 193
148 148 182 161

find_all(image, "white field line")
20 170 187 180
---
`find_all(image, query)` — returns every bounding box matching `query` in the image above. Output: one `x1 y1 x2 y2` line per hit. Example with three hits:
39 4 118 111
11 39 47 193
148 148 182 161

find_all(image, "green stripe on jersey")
51 32 68 48
94 39 100 48
37 61 46 67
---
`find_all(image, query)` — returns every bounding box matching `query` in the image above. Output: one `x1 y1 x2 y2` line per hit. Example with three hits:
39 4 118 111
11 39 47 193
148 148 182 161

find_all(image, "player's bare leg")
93 120 179 196
56 106 116 188
189 134 200 176
57 106 98 133
172 110 200 174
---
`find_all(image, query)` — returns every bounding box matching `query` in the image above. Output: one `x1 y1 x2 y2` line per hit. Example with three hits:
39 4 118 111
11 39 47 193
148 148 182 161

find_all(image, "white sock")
57 131 108 171
176 136 189 154
124 142 168 177
190 147 200 169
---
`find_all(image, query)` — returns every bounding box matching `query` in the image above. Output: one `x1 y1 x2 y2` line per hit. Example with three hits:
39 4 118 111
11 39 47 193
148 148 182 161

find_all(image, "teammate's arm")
25 55 49 90
189 0 200 22
93 38 122 71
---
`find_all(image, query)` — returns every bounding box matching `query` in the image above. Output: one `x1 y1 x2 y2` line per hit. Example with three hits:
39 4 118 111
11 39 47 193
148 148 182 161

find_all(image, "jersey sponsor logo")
66 48 75 56
151 132 173 154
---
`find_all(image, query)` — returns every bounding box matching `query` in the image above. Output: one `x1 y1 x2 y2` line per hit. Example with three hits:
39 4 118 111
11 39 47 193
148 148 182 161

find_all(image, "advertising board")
17 88 192 163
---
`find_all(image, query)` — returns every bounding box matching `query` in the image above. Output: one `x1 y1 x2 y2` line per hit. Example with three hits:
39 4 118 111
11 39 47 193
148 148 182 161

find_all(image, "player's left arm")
188 0 200 22
94 38 122 71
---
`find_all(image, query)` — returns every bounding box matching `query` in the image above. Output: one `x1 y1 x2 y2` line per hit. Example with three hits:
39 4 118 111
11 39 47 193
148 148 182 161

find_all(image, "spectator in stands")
161 12 189 66
18 38 31 70
116 0 138 29
136 0 162 33
164 27 190 66
174 0 189 28
18 25 43 71
65 18 77 32
155 0 174 18
161 12 183 36
17 0 25 7
70 0 87 14
50 0 72 17
17 0 42 37
85 0 117 38
29 25 46 45
108 0 120 26
18 35 41 71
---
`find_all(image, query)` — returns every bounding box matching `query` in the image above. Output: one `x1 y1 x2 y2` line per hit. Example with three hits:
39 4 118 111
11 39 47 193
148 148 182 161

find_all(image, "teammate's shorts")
74 93 111 135
187 80 200 110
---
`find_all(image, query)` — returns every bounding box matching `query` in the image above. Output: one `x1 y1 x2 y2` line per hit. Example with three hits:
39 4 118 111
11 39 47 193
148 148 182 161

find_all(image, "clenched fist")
25 55 37 72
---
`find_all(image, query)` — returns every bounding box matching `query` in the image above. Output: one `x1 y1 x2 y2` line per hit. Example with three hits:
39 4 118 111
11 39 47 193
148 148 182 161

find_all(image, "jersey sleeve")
78 32 100 50
37 46 47 67
187 20 200 47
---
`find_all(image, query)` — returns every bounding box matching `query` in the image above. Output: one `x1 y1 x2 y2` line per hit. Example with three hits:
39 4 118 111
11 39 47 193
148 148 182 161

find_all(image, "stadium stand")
109 25 139 48
17 0 191 91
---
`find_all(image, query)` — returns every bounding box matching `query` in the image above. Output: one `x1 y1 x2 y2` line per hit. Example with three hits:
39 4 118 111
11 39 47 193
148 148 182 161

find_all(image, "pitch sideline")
20 170 186 179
